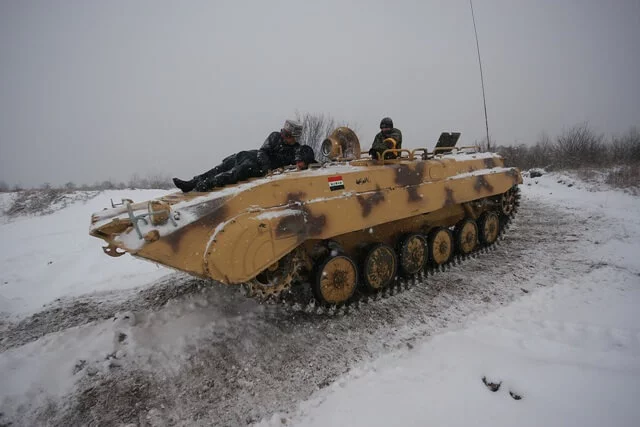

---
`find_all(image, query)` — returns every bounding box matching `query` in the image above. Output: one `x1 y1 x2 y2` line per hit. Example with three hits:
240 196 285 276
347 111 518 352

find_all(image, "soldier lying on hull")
173 121 316 192
173 120 308 192
369 117 403 160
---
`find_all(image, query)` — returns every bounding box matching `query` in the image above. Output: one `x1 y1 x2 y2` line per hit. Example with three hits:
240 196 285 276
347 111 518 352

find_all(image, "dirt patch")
0 275 206 352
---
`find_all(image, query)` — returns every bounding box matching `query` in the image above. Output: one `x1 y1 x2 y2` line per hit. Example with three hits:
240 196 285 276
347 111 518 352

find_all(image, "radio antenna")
469 0 490 151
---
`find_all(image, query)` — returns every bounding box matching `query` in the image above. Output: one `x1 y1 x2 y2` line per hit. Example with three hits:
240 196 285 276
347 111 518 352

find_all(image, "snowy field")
0 172 639 426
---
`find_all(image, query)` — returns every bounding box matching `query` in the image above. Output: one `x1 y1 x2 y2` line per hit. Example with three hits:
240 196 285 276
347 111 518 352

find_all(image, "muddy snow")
1 173 639 426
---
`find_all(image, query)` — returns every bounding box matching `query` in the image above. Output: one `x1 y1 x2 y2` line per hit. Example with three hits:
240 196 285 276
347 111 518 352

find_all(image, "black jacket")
257 132 300 170
370 128 403 159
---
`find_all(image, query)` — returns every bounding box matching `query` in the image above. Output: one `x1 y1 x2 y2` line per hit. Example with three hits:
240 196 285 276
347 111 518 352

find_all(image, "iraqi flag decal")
328 175 345 191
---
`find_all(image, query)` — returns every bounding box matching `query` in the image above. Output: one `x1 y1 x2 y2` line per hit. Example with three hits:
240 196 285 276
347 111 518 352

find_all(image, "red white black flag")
328 175 345 191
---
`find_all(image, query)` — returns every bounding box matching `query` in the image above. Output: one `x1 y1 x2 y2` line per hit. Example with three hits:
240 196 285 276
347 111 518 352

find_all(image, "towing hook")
103 244 126 257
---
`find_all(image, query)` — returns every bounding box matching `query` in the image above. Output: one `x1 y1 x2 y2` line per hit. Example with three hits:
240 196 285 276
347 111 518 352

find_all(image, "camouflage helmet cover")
282 119 303 139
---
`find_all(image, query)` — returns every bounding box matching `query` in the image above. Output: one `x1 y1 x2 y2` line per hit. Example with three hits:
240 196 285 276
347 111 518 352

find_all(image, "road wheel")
455 219 478 255
428 227 453 266
397 233 427 276
313 255 358 304
361 243 397 292
478 211 500 245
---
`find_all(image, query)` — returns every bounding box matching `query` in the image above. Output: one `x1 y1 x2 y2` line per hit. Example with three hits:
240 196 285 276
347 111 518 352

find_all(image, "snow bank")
0 190 172 318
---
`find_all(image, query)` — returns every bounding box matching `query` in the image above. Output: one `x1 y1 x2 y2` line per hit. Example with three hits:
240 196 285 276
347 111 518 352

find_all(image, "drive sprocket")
246 247 307 300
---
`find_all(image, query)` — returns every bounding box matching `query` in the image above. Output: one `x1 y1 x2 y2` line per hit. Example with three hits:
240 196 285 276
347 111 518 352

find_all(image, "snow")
0 190 172 318
1 171 640 426
262 172 640 427
281 268 640 427
255 208 303 220
439 151 501 161
449 166 517 180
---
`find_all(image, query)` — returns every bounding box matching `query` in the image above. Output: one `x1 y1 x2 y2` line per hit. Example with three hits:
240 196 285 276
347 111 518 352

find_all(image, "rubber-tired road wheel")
478 211 500 245
397 233 427 276
428 227 453 265
313 254 358 304
361 243 397 292
455 219 478 255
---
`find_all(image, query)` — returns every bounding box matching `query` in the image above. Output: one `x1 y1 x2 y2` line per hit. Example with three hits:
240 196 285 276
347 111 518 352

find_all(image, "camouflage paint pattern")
90 147 522 285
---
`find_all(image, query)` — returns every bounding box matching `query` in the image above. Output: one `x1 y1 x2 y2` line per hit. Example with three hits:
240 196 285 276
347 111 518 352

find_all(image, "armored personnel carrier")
90 128 521 305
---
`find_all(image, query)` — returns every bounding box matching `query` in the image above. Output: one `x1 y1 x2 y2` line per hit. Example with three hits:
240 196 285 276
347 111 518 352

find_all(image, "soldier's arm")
390 129 403 148
370 133 385 152
257 132 279 171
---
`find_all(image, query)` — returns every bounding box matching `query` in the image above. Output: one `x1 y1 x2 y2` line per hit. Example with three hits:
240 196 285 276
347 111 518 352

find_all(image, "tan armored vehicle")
90 128 521 305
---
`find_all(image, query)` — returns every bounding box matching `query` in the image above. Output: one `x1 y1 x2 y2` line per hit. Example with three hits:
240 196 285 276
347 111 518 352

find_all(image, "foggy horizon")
1 0 639 188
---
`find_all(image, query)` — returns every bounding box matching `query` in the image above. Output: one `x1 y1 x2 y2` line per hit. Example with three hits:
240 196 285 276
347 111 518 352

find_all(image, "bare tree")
295 111 357 159
147 173 173 189
0 181 9 192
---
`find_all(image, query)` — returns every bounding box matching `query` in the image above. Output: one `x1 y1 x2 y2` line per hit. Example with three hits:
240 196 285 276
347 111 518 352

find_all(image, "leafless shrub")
95 180 116 190
554 122 605 168
7 188 69 216
6 187 100 217
605 164 640 189
125 172 172 189
146 173 173 189
475 136 493 152
495 144 528 168
498 124 638 171
0 181 9 192
611 127 640 163
528 132 555 169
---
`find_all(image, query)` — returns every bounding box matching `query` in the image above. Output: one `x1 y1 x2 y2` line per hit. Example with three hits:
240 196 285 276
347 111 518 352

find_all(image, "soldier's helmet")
380 117 393 129
282 119 303 141
295 145 316 165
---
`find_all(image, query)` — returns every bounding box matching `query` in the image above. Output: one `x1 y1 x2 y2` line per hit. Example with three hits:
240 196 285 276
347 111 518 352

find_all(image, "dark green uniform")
370 128 403 159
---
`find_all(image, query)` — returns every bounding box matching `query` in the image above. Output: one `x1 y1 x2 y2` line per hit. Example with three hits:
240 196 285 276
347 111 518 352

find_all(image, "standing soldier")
369 117 403 160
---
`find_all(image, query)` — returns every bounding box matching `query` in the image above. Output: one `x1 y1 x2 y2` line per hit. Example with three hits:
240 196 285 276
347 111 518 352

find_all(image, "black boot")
172 177 195 193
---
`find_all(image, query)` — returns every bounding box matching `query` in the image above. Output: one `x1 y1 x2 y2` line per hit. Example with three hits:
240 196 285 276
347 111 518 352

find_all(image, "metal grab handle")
433 145 480 155
411 148 429 160
379 149 413 164
110 198 133 208
125 202 177 239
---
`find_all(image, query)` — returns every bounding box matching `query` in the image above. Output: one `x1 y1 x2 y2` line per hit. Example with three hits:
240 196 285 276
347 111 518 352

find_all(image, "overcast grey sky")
1 0 639 187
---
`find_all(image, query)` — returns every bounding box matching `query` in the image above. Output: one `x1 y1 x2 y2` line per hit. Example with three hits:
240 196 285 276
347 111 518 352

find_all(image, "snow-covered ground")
276 173 640 427
283 259 640 427
0 172 639 426
0 189 172 318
